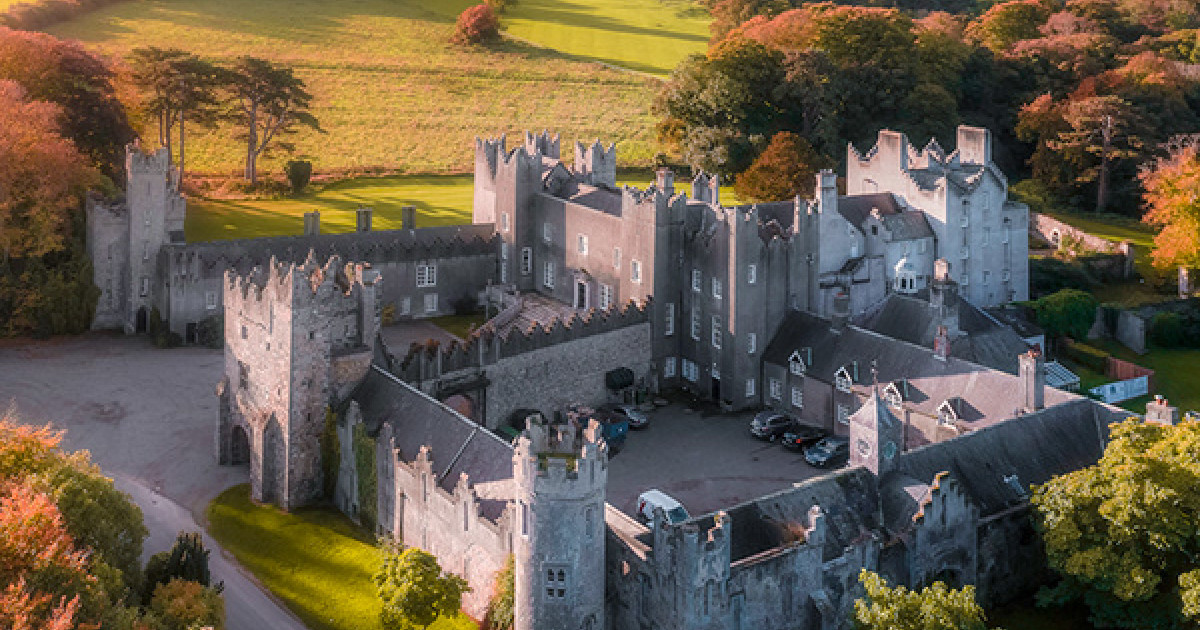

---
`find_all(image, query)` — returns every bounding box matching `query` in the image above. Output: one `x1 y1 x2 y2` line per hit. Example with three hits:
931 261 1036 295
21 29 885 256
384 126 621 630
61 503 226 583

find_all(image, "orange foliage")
1141 140 1200 270
452 4 500 45
0 411 65 481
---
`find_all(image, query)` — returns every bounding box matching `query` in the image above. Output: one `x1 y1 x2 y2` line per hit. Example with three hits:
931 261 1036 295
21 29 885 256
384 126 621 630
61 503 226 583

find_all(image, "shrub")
484 0 512 13
1033 288 1099 341
150 578 225 630
143 532 215 601
284 159 313 194
453 4 500 45
1150 311 1185 348
320 408 340 501
1029 256 1095 298
196 313 224 349
483 555 515 630
1063 340 1109 373
452 294 479 316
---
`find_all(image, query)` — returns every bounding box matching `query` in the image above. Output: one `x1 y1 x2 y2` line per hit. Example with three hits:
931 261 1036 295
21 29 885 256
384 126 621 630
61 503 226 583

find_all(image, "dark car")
804 436 850 468
780 425 828 451
599 403 649 429
750 410 795 440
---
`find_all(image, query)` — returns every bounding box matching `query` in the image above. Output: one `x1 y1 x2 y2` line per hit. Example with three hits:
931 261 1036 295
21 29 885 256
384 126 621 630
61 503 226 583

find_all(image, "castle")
90 128 1133 629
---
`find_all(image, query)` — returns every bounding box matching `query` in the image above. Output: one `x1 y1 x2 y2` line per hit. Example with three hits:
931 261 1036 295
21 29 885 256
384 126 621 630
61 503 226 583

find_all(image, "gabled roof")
837 193 901 229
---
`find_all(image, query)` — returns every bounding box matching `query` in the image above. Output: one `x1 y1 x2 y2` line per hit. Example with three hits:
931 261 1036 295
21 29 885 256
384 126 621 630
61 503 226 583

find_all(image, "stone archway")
260 417 283 506
230 424 250 465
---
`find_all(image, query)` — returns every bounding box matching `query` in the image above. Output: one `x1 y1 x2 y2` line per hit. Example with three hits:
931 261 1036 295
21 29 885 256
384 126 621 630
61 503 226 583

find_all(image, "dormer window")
834 366 852 393
883 381 905 409
788 350 806 376
937 399 959 425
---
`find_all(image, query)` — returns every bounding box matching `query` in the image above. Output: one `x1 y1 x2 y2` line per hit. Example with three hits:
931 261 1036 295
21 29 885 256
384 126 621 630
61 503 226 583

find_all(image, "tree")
452 4 500 45
143 532 213 599
852 570 998 630
1032 288 1098 342
149 578 225 630
1048 95 1144 213
1141 136 1200 270
709 0 788 42
1032 418 1200 629
228 57 320 185
734 131 834 203
966 0 1056 54
375 546 469 630
483 555 514 630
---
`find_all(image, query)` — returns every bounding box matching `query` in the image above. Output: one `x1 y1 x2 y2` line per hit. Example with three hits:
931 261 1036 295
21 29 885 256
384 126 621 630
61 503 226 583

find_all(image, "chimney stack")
303 210 320 236
1146 395 1180 425
356 207 373 232
1018 347 1045 413
401 205 417 230
708 172 719 206
831 291 850 333
930 259 960 339
655 168 674 197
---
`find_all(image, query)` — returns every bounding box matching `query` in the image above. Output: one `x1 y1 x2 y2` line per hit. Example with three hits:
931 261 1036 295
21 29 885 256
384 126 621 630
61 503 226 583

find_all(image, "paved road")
0 333 307 630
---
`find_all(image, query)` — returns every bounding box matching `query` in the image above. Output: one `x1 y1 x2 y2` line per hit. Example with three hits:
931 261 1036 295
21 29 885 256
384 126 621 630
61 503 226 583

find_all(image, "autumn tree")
452 4 500 45
734 131 834 203
149 578 225 630
1141 136 1200 271
375 546 469 630
709 0 788 42
852 570 998 630
1033 418 1200 629
227 57 320 185
966 0 1056 54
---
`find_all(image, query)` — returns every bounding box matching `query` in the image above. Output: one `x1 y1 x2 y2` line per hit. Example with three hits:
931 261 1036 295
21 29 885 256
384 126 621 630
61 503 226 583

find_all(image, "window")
747 264 757 284
416 264 437 287
631 260 642 284
983 228 991 246
501 242 509 260
711 315 722 349
501 213 510 232
1003 269 1011 282
769 378 782 399
747 333 757 354
745 378 756 397
543 222 553 243
789 350 806 376
663 357 677 378
543 261 555 289
400 297 412 315
791 387 804 408
919 240 928 254
712 278 722 299
690 308 701 340
664 303 675 336
871 225 879 236
837 404 850 424
960 212 969 228
205 291 218 310
599 284 612 310
983 270 991 285
682 359 698 382
692 269 701 292
139 277 149 297
424 293 438 313
578 234 588 255
142 241 149 261
834 367 852 393
711 363 720 379
613 247 621 270
543 566 568 600
521 248 532 276
1003 218 1011 243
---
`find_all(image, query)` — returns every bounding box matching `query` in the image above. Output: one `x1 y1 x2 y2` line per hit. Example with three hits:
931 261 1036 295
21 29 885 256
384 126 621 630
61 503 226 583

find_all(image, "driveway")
606 403 827 519
0 333 307 630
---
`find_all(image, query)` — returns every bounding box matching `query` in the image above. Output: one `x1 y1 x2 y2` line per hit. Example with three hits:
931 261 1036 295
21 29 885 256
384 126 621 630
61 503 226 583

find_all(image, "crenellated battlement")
574 139 617 187
524 130 560 159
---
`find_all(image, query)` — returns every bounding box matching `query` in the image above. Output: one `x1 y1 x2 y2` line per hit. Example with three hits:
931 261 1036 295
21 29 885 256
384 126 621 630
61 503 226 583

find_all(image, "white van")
636 489 690 524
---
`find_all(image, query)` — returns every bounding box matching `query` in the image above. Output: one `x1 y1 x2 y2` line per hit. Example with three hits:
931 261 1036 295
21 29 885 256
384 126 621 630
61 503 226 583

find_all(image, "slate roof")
856 294 1033 374
762 310 1076 427
346 365 515 520
836 193 901 229
880 212 934 241
557 181 624 215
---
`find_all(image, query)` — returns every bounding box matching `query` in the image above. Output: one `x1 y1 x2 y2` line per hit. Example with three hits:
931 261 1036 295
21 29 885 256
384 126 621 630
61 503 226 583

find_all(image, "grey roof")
346 366 514 520
836 193 901 229
762 310 1076 429
908 163 985 192
879 473 929 535
856 294 1032 374
880 212 934 241
1045 361 1080 389
556 182 623 215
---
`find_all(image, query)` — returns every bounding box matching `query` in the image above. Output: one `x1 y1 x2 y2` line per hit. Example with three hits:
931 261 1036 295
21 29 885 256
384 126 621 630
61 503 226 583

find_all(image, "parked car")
599 403 649 429
565 403 628 453
780 425 828 451
750 410 795 440
636 489 690 524
804 436 850 468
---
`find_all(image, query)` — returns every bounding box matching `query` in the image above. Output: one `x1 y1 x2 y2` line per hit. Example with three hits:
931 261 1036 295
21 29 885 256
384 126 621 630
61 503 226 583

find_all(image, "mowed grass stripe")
48 0 668 175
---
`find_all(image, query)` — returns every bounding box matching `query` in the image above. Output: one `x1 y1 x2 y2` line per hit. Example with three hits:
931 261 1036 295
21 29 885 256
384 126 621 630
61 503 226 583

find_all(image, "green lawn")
1093 339 1200 414
429 312 488 339
207 484 475 630
50 0 662 175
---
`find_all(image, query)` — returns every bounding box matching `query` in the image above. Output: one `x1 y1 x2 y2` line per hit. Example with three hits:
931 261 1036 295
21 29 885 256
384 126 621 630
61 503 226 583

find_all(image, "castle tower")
573 140 616 188
123 145 186 333
512 416 607 630
217 254 381 510
849 381 903 476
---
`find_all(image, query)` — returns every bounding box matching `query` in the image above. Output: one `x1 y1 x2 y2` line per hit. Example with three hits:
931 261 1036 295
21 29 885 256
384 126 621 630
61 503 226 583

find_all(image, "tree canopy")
375 546 469 630
1141 136 1200 270
1032 288 1098 340
734 130 834 202
852 570 998 630
228 57 320 184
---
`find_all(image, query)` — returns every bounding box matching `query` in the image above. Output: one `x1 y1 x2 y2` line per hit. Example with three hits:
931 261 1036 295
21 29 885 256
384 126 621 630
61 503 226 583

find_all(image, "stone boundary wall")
1107 357 1154 386
1029 213 1135 279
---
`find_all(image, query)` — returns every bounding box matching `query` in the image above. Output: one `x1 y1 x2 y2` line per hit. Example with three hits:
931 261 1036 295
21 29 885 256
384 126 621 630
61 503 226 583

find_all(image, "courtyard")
605 402 828 520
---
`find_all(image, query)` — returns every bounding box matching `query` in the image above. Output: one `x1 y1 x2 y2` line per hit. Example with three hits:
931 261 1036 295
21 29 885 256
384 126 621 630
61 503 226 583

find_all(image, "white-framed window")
142 241 149 261
501 242 509 260
711 315 722 349
837 404 850 425
769 378 782 400
501 213 510 232
711 363 720 379
400 297 412 315
578 234 588 255
682 359 698 382
1003 269 1011 282
665 303 675 336
745 378 756 397
919 240 928 254
884 384 903 409
960 211 969 228
139 277 149 297
543 566 568 600
631 260 642 284
690 308 701 340
982 228 990 246
205 291 218 310
613 247 621 270
543 222 553 243
712 278 722 299
521 248 532 275
423 293 438 313
543 261 555 289
789 350 806 376
747 333 756 354
692 269 701 292
664 357 677 378
599 284 612 310
961 269 970 286
791 387 804 408
747 264 757 284
416 264 437 287
983 270 991 285
834 366 853 393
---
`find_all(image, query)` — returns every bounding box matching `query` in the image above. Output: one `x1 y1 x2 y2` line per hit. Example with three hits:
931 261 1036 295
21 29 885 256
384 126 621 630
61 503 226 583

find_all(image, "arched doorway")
261 419 283 505
230 425 250 465
135 307 148 333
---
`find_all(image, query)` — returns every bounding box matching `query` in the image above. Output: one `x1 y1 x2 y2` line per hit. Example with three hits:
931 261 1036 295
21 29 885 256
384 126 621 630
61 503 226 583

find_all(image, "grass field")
50 0 666 176
207 484 475 630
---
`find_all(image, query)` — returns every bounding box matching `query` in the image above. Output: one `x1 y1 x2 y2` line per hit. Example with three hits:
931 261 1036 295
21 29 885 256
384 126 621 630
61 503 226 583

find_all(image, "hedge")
1064 340 1109 374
